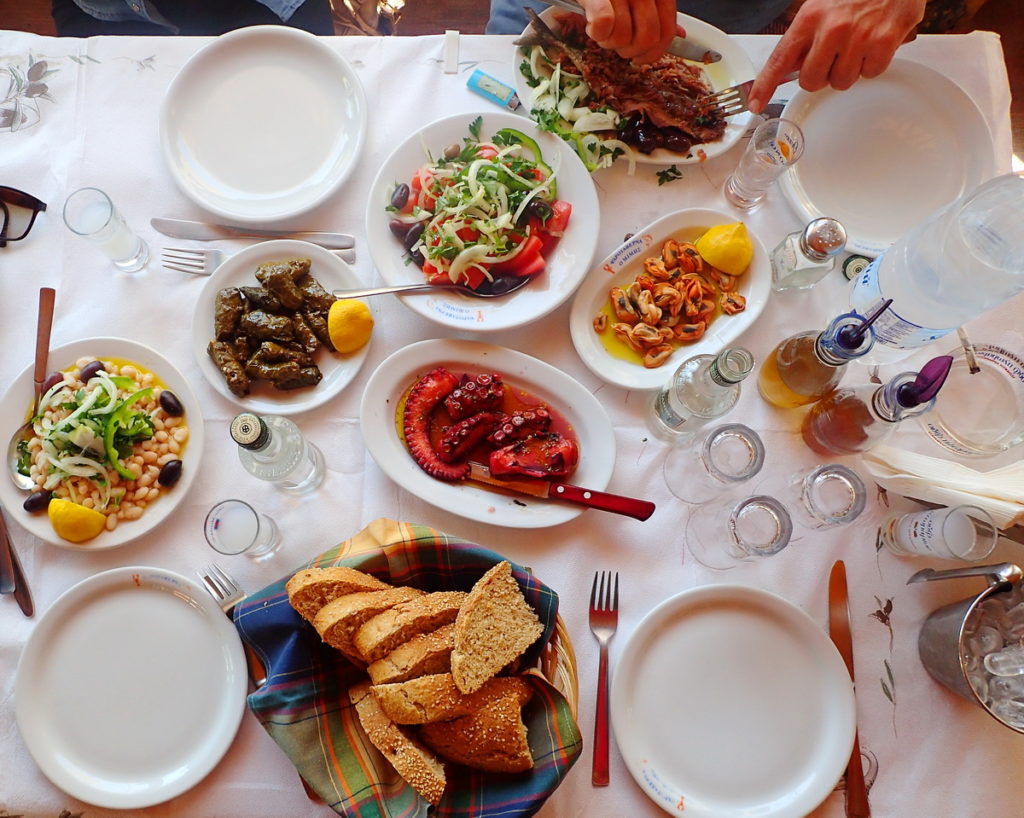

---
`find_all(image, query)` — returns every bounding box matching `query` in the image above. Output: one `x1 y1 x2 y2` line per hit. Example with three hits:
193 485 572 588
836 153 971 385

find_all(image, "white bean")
146 487 159 501
172 427 188 443
168 439 180 454
105 515 118 531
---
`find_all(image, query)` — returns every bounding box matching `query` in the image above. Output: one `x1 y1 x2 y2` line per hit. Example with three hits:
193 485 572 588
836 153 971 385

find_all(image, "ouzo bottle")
230 413 325 495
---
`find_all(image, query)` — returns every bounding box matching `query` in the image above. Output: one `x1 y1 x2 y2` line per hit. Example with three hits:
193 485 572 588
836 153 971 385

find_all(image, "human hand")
746 0 926 113
578 0 680 64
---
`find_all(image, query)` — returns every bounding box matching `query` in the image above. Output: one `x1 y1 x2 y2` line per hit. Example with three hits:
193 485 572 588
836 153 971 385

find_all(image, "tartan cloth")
233 518 582 817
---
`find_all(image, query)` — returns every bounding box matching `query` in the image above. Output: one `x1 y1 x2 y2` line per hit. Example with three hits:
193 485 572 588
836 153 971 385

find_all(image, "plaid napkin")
233 518 582 817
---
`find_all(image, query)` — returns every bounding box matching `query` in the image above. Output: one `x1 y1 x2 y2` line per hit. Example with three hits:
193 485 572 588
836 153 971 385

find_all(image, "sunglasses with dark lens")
1 186 47 248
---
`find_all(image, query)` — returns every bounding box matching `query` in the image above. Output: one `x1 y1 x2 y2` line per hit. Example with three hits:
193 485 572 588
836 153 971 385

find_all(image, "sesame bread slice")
349 681 446 806
367 623 456 686
314 587 425 662
371 673 531 725
450 561 544 694
420 678 534 773
286 566 392 623
354 591 467 664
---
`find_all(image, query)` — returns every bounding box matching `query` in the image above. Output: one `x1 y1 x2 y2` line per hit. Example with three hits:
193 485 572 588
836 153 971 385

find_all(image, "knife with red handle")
828 560 870 817
468 462 655 521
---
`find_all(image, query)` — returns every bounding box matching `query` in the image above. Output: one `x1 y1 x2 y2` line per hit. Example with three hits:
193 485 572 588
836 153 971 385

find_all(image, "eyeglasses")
1 186 47 248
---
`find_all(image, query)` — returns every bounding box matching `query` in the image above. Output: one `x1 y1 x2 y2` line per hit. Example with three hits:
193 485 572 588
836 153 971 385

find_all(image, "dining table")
0 23 1021 818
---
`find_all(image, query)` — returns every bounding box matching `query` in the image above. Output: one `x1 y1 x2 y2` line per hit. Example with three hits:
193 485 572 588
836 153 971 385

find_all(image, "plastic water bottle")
849 172 1024 362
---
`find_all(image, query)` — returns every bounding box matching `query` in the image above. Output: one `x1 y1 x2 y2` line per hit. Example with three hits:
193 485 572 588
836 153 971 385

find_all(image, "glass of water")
686 493 794 570
62 186 149 271
663 423 765 504
204 499 281 559
724 118 805 210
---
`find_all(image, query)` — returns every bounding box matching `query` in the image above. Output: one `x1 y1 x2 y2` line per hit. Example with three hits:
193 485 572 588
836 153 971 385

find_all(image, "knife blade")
828 560 870 817
467 462 655 520
0 511 33 616
150 218 356 250
537 0 722 63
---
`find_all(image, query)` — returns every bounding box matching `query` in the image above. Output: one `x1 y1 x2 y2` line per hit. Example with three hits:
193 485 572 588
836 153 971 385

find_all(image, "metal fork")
589 570 619 786
199 563 246 613
700 70 800 117
161 246 356 275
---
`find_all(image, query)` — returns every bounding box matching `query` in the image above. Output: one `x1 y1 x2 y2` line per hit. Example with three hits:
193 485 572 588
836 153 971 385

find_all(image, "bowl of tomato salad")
366 112 599 332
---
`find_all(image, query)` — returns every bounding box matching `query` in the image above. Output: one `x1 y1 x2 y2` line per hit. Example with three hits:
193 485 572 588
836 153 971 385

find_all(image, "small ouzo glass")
663 423 765 504
204 499 281 559
787 464 867 530
62 186 149 271
686 494 794 571
724 118 805 210
878 504 997 562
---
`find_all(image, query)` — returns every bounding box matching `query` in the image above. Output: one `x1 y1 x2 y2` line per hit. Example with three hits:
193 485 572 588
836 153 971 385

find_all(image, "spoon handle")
33 288 56 404
332 283 442 298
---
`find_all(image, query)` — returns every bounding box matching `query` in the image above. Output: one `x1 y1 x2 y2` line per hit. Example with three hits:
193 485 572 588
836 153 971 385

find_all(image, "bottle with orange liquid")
758 302 891 409
802 356 954 456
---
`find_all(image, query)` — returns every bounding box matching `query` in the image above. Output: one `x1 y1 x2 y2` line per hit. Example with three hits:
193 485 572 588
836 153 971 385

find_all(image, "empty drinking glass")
785 463 867 530
724 118 805 210
204 499 280 559
663 423 765 504
878 504 997 562
686 494 794 570
62 186 149 271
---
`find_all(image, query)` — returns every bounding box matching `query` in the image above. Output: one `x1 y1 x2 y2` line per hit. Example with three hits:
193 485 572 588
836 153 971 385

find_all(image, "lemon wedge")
695 222 754 276
328 299 374 354
48 498 107 543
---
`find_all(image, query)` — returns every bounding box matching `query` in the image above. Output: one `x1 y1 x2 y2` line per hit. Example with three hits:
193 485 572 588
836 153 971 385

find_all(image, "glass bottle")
771 217 847 291
230 413 325 495
801 356 954 456
758 305 889 409
648 347 755 442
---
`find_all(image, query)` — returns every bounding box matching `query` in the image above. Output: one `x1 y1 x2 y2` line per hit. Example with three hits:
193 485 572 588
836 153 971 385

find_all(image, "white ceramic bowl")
365 111 600 332
0 338 204 550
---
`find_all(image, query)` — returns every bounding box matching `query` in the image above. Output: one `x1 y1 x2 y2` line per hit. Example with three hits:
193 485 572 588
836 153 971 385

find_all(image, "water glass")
878 504 997 562
62 186 149 271
204 499 281 559
663 423 765 504
686 494 793 571
724 118 805 210
786 464 867 530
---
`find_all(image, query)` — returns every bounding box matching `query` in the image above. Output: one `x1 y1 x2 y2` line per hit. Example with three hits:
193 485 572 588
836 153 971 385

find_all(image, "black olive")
390 183 410 210
41 371 64 393
23 490 52 513
402 222 424 252
79 360 106 382
157 459 183 487
159 390 184 417
389 218 409 240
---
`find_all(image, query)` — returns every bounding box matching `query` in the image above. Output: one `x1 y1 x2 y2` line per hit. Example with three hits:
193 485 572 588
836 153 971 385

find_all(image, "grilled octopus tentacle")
402 366 467 481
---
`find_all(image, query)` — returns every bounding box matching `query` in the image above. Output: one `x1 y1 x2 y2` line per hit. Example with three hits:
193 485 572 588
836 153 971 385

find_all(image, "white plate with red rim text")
779 59 995 257
191 239 370 414
160 25 366 223
365 111 599 332
514 10 756 167
15 567 247 808
611 585 856 818
0 337 204 550
359 338 615 528
569 208 770 390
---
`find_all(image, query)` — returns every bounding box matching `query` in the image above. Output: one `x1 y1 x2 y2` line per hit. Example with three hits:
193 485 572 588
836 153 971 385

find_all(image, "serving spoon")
7 287 56 491
332 276 529 300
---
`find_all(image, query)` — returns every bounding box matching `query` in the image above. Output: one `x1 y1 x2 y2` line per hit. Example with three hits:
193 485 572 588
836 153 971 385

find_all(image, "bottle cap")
800 218 847 262
230 413 270 450
842 254 871 281
896 356 955 408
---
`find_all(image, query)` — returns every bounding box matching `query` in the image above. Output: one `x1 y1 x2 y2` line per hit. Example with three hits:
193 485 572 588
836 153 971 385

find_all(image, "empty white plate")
160 26 366 223
780 59 994 257
611 585 855 818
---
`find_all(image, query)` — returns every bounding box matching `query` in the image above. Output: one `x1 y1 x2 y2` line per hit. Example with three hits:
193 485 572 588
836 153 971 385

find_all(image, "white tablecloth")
0 28 1018 818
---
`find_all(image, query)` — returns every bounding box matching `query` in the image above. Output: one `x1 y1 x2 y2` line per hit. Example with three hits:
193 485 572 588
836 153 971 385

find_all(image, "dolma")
244 359 300 384
297 275 337 313
303 309 335 351
252 340 315 367
207 340 251 397
214 287 245 340
240 286 282 312
272 366 323 391
255 257 311 282
239 310 295 342
291 313 321 354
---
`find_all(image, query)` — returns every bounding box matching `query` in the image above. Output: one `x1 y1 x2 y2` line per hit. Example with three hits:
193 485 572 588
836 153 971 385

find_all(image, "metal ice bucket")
913 562 1024 733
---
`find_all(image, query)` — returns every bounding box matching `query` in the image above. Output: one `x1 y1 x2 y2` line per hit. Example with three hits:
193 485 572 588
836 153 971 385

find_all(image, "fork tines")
200 563 240 605
590 571 619 611
161 246 213 274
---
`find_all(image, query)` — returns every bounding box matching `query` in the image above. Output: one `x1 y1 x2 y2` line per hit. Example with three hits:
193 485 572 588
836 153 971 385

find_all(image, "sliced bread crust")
354 591 467 663
450 561 544 694
420 679 534 773
286 566 391 623
367 623 456 686
314 587 424 662
371 673 532 725
349 681 446 806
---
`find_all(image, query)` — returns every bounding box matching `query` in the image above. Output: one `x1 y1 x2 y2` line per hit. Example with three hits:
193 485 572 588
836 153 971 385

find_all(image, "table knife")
151 218 356 250
538 0 722 63
828 560 870 817
0 511 33 617
467 462 655 520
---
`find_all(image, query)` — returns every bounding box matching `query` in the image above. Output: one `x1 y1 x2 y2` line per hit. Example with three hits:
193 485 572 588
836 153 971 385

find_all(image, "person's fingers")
581 0 616 43
746 21 811 113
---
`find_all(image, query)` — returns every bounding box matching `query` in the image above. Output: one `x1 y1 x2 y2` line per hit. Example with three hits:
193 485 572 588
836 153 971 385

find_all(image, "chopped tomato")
493 234 545 278
546 200 572 235
475 145 499 160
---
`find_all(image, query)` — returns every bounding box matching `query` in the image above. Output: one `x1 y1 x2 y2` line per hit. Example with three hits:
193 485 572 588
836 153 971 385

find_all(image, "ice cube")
984 644 1024 677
